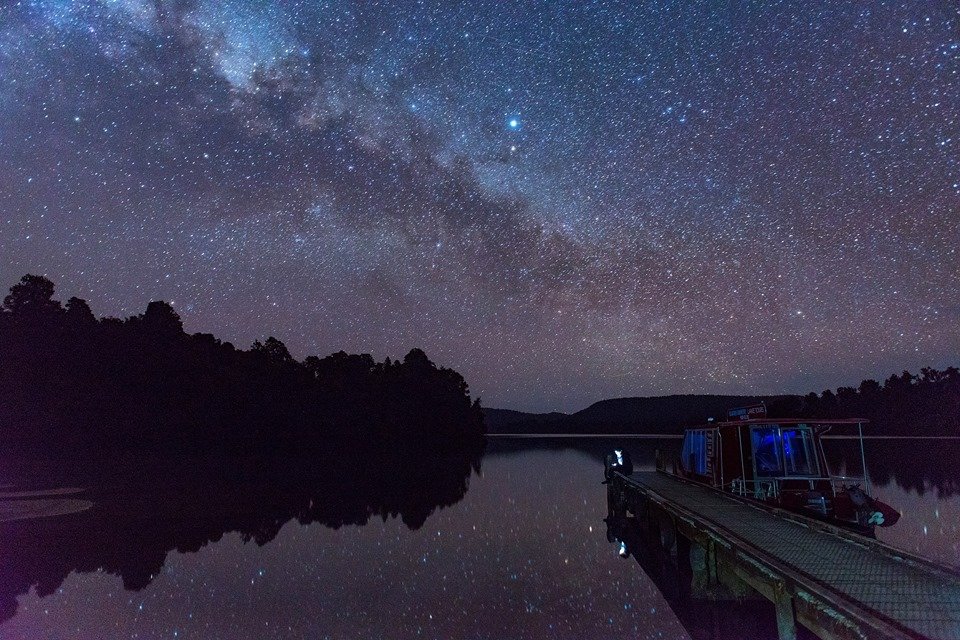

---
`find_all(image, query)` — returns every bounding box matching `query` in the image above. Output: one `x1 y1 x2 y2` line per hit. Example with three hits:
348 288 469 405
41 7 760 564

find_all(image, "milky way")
1 1 958 411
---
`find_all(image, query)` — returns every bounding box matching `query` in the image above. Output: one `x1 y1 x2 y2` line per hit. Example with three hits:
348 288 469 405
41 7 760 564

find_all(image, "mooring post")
858 421 871 495
774 593 797 640
707 540 717 584
676 533 692 601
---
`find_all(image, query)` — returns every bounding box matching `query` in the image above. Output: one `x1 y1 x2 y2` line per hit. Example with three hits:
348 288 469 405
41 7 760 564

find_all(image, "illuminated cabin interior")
675 407 896 531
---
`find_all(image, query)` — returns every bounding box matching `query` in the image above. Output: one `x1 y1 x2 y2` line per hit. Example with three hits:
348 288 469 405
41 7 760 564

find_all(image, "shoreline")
488 433 960 440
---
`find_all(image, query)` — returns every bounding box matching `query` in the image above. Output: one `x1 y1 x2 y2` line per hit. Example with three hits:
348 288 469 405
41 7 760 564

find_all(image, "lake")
0 436 957 639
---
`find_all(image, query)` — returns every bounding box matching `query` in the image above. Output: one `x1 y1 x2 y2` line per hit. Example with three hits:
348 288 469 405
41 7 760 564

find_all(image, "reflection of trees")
865 441 960 498
822 439 960 498
0 447 483 623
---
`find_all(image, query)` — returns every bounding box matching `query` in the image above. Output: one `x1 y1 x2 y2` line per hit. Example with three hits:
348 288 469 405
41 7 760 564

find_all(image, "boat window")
681 430 711 475
781 427 818 476
751 427 783 477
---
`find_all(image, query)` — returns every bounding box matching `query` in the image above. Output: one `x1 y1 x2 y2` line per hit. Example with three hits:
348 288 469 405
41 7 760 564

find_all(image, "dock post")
707 540 717 585
774 593 797 640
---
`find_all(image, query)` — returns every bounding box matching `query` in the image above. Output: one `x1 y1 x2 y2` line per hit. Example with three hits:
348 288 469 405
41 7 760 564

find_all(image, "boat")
667 404 900 536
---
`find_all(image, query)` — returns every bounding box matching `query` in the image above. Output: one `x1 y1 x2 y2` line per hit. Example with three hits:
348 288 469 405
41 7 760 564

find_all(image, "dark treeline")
486 370 960 437
0 274 485 456
768 367 960 436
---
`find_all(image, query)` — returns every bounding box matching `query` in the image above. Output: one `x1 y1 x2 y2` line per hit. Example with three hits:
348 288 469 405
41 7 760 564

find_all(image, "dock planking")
611 471 960 640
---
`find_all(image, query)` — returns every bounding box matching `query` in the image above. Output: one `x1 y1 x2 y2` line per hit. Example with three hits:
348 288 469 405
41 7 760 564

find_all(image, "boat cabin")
675 404 884 528
681 420 840 487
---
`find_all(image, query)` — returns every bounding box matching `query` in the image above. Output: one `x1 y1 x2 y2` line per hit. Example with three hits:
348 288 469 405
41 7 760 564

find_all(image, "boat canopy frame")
683 418 872 496
706 418 869 428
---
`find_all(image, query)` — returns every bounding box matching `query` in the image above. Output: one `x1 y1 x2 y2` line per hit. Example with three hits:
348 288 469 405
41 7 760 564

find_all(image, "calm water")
0 437 957 640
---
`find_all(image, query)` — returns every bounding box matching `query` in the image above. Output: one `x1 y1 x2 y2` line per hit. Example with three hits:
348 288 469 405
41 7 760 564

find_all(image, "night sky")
2 1 958 411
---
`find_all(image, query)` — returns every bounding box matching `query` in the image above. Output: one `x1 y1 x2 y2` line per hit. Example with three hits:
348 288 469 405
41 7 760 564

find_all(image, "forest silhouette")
767 367 960 436
0 273 487 625
0 274 486 456
486 369 960 438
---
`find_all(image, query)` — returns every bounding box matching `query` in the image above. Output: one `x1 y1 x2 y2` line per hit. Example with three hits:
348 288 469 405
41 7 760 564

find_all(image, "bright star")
509 118 519 129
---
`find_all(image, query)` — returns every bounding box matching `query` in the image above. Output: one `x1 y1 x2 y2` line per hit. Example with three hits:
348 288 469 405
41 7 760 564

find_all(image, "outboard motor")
604 449 633 482
868 498 901 527
846 484 901 528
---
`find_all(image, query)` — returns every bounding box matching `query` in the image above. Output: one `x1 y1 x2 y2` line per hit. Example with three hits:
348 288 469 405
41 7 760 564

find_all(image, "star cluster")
1 0 958 410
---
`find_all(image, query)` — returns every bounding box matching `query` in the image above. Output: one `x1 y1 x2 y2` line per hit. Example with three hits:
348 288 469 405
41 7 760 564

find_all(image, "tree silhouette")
858 379 881 396
142 300 183 335
0 274 486 457
65 297 96 325
766 366 960 438
2 274 60 317
253 336 294 364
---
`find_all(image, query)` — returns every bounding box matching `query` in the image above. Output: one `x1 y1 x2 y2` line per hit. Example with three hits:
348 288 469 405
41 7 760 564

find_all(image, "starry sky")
2 1 958 411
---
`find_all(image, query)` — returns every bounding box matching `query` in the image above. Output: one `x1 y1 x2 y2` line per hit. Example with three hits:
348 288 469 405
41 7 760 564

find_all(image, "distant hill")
484 395 792 434
485 368 960 437
481 408 570 431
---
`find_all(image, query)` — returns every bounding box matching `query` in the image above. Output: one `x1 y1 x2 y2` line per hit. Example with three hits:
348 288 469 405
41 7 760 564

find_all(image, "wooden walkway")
613 471 960 640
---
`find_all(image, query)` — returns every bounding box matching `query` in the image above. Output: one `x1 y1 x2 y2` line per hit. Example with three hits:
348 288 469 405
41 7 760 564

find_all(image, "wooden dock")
607 470 960 640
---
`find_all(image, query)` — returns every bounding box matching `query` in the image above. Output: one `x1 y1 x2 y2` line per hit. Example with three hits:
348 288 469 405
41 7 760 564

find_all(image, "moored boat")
668 404 900 535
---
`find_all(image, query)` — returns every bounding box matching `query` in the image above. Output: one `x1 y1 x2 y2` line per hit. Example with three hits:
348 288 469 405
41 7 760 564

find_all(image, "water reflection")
497 436 960 637
602 513 817 640
0 447 482 627
0 445 691 640
0 437 957 639
864 439 960 498
858 440 960 567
